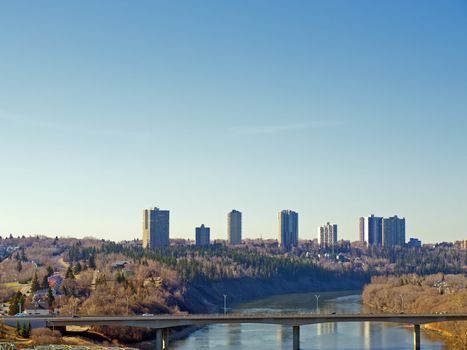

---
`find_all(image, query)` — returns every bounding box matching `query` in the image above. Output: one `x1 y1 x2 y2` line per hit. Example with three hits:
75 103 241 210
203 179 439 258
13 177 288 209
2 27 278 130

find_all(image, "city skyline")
1 1 467 243
0 207 457 244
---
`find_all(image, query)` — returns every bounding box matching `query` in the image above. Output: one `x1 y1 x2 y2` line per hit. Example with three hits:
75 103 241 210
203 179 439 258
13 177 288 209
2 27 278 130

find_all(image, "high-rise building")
228 210 242 245
195 224 210 246
361 214 406 246
364 214 383 245
382 215 406 246
142 207 170 248
318 222 338 247
359 217 365 243
278 210 298 248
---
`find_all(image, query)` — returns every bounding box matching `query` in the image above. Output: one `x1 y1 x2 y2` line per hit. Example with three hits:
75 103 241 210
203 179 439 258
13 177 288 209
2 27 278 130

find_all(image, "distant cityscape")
140 206 446 250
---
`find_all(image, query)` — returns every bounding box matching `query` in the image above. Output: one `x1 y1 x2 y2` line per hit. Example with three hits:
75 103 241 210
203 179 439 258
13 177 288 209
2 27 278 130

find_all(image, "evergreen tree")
20 323 26 338
73 262 82 275
16 260 22 272
46 266 54 277
65 266 75 279
21 249 27 262
31 270 40 292
47 287 55 307
26 321 31 338
88 254 96 269
9 292 25 315
42 274 49 289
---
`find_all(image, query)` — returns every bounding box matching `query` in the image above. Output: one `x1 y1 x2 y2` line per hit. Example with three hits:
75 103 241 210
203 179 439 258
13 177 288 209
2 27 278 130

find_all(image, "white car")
142 313 154 317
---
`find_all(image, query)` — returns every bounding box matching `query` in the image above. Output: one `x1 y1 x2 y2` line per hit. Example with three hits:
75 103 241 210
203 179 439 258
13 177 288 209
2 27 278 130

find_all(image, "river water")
172 291 446 350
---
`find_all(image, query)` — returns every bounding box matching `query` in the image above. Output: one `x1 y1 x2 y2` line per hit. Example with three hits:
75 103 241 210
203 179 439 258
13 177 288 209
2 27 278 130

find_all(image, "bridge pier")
155 328 169 350
292 325 299 350
413 324 420 350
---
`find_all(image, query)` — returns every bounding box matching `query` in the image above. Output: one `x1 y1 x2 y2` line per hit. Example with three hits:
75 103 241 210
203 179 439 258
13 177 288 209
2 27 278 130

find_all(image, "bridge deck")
2 313 467 329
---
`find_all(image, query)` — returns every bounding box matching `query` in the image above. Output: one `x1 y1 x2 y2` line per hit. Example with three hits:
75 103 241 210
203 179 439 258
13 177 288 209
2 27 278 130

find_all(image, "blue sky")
1 1 466 242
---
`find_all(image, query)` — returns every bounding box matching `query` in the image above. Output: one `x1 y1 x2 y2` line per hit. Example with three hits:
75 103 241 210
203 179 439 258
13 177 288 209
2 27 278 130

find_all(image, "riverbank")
362 274 467 349
182 274 369 313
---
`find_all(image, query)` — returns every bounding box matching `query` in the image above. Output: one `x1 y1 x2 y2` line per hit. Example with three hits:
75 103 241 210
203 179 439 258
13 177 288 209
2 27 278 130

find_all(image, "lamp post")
314 294 320 313
223 295 227 315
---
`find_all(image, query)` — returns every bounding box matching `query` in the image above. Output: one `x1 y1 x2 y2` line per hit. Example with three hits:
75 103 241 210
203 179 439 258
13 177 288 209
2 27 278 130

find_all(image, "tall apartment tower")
195 224 210 246
359 217 365 243
318 222 338 247
142 207 170 248
278 210 299 248
382 216 406 246
365 214 383 245
228 210 242 245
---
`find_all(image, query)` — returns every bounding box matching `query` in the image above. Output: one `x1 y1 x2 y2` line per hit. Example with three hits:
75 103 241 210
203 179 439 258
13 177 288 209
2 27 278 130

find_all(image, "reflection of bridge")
2 313 467 350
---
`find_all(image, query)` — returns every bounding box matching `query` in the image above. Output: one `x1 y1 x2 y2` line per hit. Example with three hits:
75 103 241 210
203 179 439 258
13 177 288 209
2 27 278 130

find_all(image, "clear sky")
1 1 466 243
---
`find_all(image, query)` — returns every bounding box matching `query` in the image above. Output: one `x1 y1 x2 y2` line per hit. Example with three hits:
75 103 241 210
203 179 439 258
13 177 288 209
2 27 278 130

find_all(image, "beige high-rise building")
318 222 338 247
142 207 170 248
228 210 242 245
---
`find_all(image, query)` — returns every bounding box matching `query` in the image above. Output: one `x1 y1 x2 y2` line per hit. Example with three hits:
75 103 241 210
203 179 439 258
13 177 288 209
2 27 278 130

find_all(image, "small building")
111 261 128 270
407 238 422 248
48 274 64 290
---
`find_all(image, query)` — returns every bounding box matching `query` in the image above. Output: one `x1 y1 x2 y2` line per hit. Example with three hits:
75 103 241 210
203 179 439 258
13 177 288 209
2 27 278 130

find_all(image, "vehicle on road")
142 313 154 316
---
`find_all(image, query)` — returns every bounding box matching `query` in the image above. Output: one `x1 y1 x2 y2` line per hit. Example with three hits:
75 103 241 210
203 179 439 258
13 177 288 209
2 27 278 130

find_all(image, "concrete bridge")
3 313 467 350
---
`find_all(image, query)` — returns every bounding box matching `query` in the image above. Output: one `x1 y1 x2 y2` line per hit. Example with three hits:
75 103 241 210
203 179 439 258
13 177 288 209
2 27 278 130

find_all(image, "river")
172 291 446 349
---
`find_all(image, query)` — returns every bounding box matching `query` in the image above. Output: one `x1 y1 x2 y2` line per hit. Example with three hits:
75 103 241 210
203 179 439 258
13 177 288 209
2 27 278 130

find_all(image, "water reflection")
275 325 287 344
316 322 336 336
361 321 371 348
227 324 241 346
